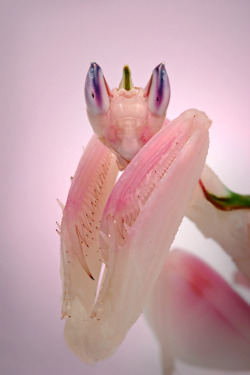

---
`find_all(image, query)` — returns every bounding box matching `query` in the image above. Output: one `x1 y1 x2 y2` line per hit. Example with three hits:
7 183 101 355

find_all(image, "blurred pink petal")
60 109 210 362
146 249 250 374
187 165 250 282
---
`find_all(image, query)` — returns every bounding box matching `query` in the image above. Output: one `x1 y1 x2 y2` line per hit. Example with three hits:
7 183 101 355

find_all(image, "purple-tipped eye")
84 61 111 115
144 63 170 117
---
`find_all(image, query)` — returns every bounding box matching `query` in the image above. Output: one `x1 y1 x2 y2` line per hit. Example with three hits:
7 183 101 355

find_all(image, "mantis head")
84 62 170 169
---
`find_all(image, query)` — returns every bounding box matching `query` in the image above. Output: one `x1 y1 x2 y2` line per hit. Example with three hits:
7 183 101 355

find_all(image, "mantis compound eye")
84 61 111 115
144 62 171 117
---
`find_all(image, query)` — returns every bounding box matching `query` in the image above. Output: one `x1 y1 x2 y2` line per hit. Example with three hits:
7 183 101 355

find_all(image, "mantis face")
84 62 170 169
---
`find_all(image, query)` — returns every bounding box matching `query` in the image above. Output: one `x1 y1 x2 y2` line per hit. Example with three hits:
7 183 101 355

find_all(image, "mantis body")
59 62 250 373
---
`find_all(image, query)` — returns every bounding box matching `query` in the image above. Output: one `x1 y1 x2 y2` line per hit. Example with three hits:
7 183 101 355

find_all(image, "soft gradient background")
1 1 250 374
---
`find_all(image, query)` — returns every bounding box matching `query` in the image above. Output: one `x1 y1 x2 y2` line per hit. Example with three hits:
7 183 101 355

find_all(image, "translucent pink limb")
146 249 250 374
187 165 250 282
60 110 210 363
60 136 119 358
81 109 210 362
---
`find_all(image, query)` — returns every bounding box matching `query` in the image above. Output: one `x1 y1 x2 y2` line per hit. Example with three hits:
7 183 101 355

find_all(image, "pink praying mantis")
59 62 250 374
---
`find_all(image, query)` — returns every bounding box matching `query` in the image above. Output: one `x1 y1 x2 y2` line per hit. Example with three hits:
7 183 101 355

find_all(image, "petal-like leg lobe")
146 249 250 373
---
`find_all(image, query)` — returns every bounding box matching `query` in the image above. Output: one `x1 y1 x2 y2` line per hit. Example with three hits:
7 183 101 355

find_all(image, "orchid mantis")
59 62 250 373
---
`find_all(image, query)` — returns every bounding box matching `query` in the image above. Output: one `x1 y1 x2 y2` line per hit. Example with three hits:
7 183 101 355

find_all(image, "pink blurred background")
1 1 250 374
